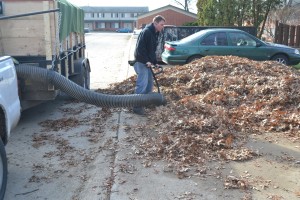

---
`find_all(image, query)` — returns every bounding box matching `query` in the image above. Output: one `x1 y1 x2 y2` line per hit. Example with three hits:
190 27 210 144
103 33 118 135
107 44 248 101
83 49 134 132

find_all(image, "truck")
0 0 91 110
0 0 164 110
0 56 21 199
0 1 165 198
0 0 90 198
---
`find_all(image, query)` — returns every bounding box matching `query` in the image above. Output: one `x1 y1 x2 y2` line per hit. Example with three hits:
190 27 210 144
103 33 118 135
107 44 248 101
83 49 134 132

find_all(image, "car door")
0 56 21 136
200 32 230 56
227 32 267 61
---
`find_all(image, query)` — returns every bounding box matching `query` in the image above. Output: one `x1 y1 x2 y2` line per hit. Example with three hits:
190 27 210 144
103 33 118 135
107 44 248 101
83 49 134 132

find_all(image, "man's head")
153 15 165 32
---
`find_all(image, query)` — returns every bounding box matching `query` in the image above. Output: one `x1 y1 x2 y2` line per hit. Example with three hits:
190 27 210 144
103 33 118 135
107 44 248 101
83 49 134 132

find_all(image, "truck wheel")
72 65 90 90
0 139 7 200
83 65 90 90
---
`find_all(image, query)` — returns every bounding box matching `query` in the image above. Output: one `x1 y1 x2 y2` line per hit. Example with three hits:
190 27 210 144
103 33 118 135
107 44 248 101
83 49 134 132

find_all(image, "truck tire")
72 64 90 90
0 139 7 200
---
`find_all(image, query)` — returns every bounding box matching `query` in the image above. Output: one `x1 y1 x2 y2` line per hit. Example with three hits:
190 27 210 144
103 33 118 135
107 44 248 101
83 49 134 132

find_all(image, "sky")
67 0 198 14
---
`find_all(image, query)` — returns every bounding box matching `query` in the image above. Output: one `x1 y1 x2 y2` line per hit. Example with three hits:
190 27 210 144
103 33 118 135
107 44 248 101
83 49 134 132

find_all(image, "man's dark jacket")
134 23 159 65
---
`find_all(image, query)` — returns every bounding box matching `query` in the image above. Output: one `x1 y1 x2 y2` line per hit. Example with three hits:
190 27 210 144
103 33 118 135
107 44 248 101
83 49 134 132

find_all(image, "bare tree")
173 0 196 12
262 0 300 41
272 0 300 23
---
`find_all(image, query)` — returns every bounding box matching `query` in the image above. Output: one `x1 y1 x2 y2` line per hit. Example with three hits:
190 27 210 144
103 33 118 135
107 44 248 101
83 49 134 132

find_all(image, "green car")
161 28 300 65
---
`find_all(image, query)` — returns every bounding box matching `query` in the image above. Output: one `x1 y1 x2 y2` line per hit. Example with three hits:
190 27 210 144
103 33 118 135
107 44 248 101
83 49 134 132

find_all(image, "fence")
274 20 300 48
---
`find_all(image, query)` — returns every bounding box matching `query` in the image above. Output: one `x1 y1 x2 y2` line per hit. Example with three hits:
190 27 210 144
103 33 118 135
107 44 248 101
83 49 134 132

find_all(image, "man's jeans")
133 62 153 112
133 62 153 95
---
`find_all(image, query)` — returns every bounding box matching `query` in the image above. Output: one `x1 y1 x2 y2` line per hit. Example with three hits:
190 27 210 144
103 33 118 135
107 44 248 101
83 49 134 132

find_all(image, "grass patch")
292 64 300 70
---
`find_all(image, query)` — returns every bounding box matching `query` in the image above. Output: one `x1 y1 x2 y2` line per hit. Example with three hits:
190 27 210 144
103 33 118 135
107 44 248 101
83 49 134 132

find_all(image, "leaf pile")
109 56 300 168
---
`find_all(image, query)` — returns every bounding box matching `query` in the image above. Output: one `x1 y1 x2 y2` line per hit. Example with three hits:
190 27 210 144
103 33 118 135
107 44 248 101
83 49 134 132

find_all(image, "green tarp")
56 0 84 41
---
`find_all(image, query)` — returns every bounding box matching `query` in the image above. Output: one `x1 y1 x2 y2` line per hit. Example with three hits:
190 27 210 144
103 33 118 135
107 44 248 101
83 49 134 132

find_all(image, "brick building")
137 5 197 28
81 6 149 32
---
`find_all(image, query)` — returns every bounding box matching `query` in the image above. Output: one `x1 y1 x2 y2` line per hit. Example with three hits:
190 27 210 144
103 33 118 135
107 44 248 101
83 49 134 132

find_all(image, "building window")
113 22 119 28
110 23 119 28
111 13 119 18
124 23 132 29
121 13 125 18
97 22 105 28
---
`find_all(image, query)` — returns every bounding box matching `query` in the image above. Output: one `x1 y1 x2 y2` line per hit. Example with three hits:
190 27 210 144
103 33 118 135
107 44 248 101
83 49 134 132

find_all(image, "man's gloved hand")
146 62 152 67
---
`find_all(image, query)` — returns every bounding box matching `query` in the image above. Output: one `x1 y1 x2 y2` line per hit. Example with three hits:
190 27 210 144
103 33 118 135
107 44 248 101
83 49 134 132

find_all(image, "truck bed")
0 0 88 110
0 0 85 65
0 1 56 57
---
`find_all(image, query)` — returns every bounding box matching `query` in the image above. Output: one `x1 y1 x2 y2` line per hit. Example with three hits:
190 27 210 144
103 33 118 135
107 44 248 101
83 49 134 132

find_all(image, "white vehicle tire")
0 139 7 199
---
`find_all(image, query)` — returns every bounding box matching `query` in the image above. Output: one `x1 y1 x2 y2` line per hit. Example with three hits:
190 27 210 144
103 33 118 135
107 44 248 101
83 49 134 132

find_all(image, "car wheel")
0 139 7 200
187 55 203 63
271 54 288 65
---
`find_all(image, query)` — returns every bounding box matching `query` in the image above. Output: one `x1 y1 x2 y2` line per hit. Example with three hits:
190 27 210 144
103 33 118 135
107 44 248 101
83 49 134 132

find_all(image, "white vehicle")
133 28 142 39
0 56 21 199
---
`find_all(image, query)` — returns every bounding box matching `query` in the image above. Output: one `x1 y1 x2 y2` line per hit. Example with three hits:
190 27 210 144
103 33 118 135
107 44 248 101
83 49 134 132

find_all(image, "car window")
201 32 228 46
228 32 257 46
179 30 208 44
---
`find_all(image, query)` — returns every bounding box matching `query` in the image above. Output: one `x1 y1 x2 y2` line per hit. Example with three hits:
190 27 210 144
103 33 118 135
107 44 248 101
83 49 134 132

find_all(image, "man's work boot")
133 107 146 116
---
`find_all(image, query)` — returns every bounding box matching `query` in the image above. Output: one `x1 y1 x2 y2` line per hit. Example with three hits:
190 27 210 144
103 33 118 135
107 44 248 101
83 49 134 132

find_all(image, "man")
133 15 166 115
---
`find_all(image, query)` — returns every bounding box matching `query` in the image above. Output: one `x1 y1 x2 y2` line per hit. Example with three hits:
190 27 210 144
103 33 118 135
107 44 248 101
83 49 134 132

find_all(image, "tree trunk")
258 1 272 38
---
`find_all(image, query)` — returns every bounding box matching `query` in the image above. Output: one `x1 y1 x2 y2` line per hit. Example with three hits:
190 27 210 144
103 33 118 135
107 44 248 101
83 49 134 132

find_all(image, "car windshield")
179 30 209 44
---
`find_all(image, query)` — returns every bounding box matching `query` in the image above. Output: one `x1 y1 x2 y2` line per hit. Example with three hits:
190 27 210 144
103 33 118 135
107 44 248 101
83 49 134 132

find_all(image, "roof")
138 5 197 19
81 6 149 13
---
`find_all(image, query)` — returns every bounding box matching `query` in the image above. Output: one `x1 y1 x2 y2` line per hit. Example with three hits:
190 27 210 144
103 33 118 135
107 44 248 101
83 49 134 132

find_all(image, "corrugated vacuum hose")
15 64 166 107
